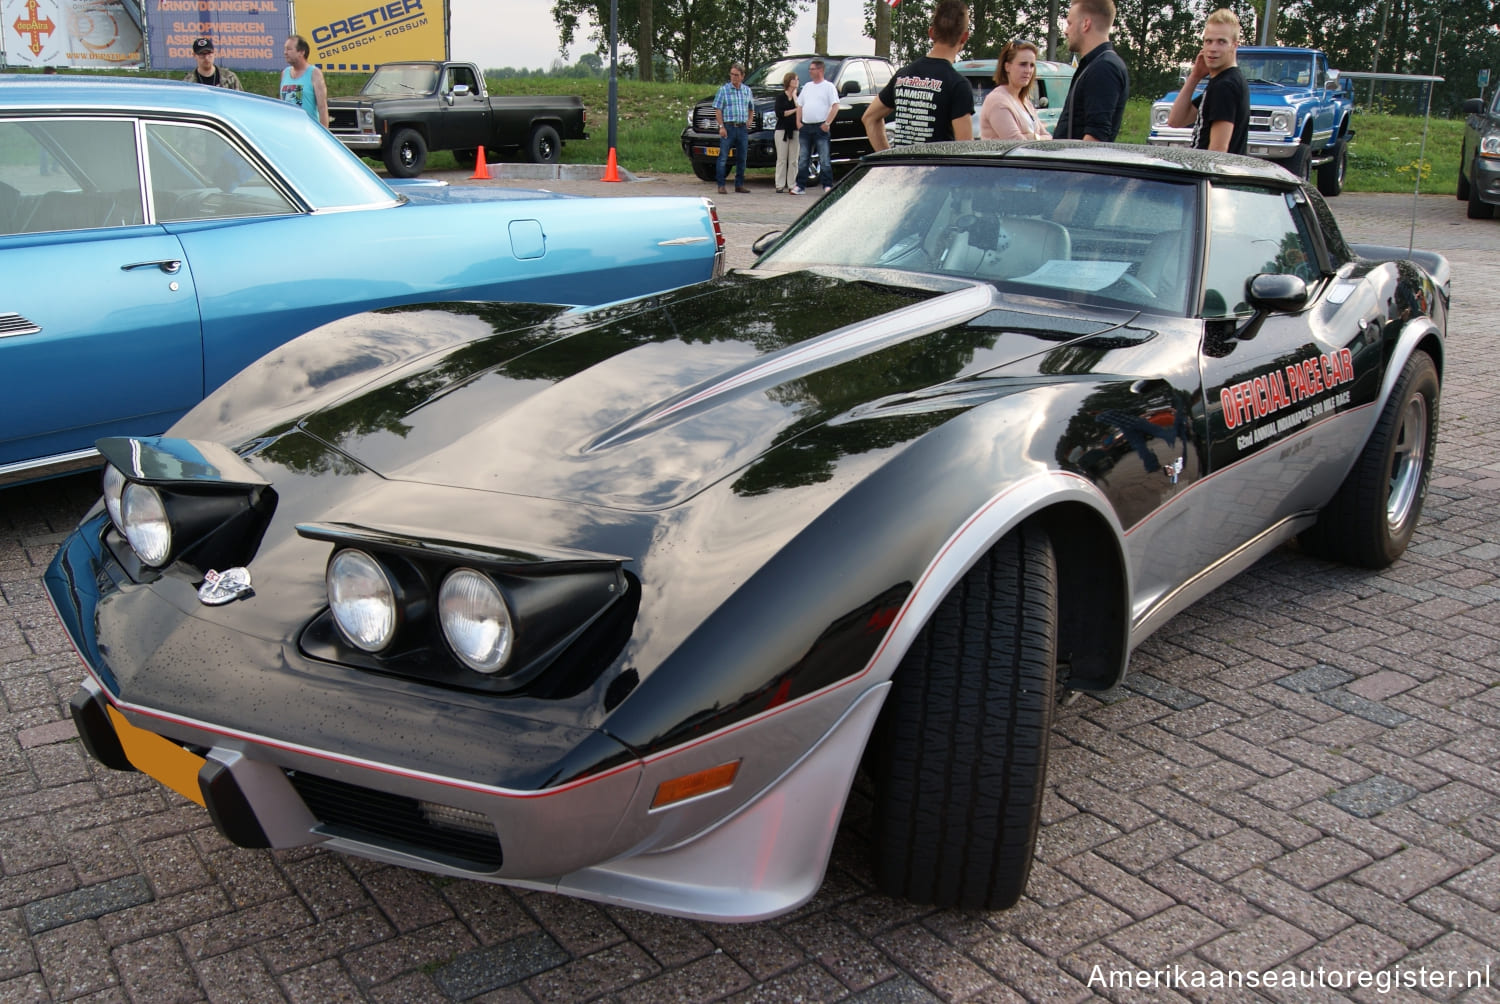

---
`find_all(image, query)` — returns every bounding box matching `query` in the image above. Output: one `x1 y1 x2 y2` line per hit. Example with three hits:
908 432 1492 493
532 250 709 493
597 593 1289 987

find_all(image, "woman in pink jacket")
980 40 1052 141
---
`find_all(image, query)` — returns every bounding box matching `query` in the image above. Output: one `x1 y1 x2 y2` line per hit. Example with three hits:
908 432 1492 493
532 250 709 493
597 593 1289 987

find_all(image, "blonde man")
1167 8 1250 154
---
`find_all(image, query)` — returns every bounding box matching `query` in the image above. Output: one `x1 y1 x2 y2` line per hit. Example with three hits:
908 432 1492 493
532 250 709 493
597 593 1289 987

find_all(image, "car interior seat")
1135 229 1188 311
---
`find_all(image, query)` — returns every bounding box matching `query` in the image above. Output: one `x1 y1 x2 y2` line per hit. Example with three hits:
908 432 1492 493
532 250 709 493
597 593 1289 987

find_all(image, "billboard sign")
144 0 293 72
294 0 444 73
2 0 143 68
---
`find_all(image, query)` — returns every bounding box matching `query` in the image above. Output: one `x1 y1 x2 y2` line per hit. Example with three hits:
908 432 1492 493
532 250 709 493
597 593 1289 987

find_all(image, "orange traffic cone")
470 146 490 180
602 147 621 182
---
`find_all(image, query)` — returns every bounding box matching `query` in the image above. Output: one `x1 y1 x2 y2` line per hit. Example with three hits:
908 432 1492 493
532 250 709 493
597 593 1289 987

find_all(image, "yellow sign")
295 0 445 72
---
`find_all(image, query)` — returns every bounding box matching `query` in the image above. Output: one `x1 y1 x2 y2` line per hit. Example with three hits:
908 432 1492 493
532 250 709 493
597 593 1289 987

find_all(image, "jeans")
715 123 749 187
796 123 832 189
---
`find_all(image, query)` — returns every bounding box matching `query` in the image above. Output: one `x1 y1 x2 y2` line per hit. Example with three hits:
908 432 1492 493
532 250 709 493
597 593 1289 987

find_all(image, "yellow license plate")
108 706 207 806
704 146 719 156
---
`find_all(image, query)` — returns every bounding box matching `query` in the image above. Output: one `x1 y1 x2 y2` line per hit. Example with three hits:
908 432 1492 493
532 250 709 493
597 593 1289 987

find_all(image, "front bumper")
46 511 882 921
680 128 779 170
332 131 383 153
1473 155 1500 207
1148 126 1303 159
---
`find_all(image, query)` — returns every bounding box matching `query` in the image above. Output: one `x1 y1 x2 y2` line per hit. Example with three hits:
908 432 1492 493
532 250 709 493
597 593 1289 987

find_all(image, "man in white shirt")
792 60 841 194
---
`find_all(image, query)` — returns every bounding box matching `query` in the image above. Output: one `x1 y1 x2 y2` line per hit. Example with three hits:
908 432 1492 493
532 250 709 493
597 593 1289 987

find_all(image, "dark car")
680 55 893 181
1458 89 1500 219
50 142 1447 922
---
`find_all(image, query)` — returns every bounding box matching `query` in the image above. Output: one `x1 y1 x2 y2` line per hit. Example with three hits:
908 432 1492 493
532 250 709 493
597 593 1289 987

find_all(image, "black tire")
527 124 561 164
383 128 427 178
1456 162 1470 201
1285 141 1312 181
1467 166 1495 219
692 160 717 182
870 522 1059 910
1316 140 1346 197
1299 350 1439 568
452 148 477 168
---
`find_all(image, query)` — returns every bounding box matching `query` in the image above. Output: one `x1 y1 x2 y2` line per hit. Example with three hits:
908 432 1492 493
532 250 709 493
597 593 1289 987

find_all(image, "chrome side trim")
0 448 101 487
1129 511 1316 647
657 236 711 246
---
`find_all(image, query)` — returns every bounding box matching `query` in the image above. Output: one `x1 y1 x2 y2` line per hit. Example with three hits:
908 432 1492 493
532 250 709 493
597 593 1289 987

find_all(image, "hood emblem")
199 568 253 605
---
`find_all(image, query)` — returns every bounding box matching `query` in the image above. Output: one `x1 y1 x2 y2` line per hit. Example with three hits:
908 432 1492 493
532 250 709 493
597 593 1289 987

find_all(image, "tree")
639 0 654 80
553 0 803 82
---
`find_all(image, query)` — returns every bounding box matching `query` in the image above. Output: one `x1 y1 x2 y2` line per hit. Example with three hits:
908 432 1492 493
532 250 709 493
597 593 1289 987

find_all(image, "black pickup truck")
328 61 587 177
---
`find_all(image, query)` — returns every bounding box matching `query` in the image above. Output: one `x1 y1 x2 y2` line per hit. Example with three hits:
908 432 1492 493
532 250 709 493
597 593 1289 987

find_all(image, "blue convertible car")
0 76 724 486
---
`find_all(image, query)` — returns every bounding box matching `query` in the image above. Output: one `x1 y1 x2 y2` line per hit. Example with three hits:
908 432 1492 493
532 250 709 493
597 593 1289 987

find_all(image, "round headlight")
439 569 513 674
1151 105 1170 128
102 464 126 533
1270 111 1293 134
327 549 397 652
120 483 171 566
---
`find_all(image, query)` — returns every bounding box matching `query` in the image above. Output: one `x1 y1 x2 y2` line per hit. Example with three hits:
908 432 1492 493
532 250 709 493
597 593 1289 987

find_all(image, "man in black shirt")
863 0 975 149
1167 8 1250 154
1054 0 1129 141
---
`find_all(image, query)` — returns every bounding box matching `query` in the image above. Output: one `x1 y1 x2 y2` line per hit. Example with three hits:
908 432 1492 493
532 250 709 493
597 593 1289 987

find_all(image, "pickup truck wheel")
383 128 427 178
1316 140 1346 197
527 124 561 164
1456 161 1470 201
870 522 1058 909
1299 350 1438 568
1285 142 1312 181
1467 166 1496 219
452 148 477 167
692 161 717 182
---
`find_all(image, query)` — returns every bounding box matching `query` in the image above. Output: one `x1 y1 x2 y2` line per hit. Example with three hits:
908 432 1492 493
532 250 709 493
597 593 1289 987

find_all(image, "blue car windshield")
1237 54 1313 87
756 161 1198 316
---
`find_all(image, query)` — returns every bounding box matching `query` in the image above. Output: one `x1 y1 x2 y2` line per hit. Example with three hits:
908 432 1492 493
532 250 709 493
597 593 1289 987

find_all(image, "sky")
449 0 875 73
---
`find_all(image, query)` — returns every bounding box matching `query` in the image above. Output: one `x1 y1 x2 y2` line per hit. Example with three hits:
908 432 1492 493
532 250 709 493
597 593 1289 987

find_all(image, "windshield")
757 161 1198 315
746 57 846 88
362 64 439 95
1237 54 1313 87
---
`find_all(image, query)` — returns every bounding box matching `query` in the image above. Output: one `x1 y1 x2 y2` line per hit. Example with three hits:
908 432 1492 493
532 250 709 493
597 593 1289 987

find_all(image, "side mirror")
1463 98 1485 114
751 230 783 256
1246 272 1309 313
841 80 860 96
452 83 472 97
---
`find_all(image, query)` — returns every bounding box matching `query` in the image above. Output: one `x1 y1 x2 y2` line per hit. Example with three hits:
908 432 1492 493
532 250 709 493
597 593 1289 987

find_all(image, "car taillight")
705 199 727 277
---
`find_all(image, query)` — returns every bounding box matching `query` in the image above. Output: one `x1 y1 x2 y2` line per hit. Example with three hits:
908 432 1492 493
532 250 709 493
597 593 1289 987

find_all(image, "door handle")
122 259 182 274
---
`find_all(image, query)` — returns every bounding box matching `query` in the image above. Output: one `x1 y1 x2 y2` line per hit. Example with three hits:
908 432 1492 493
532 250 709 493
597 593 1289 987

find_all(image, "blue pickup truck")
1148 46 1355 196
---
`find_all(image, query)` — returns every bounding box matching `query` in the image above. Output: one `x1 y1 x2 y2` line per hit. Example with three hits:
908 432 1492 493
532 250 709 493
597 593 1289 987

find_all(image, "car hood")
295 269 1126 510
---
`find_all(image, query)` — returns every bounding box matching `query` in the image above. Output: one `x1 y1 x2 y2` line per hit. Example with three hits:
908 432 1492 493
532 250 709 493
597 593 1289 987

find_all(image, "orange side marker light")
651 760 741 809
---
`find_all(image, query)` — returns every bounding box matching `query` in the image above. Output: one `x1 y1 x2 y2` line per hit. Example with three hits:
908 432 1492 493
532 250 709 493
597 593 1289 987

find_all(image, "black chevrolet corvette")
48 142 1447 921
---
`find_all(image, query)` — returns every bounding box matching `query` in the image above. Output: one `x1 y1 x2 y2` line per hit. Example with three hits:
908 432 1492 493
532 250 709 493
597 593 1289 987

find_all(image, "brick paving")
2 180 1497 1003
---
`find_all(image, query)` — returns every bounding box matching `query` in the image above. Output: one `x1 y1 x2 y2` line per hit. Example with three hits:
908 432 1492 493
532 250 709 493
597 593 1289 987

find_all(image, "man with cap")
183 37 242 90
